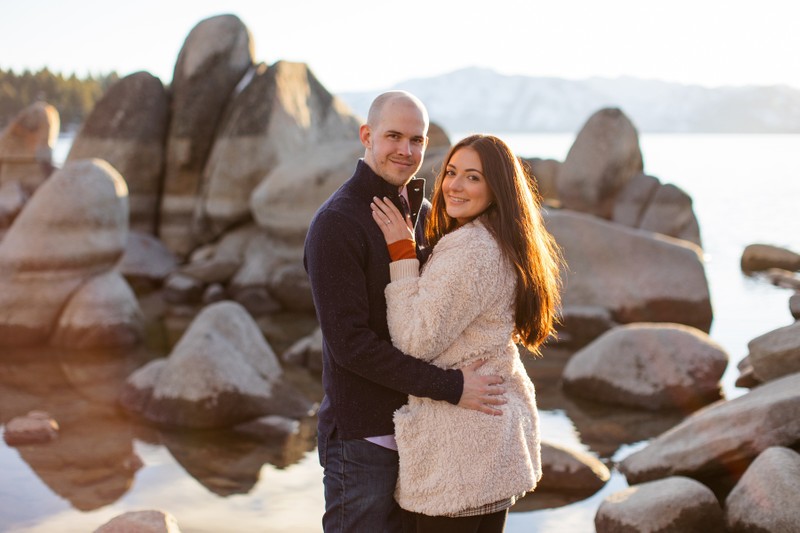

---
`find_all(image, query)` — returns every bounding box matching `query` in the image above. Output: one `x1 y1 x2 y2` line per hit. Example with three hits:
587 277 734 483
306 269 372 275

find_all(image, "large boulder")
618 372 800 485
638 183 702 247
544 209 713 340
595 476 724 533
159 13 254 257
557 107 643 218
0 101 59 192
67 71 169 234
746 320 800 382
196 60 360 242
523 157 561 205
244 141 362 312
611 173 660 227
250 140 362 244
724 447 800 532
562 323 727 410
612 175 702 247
119 301 315 428
0 159 129 347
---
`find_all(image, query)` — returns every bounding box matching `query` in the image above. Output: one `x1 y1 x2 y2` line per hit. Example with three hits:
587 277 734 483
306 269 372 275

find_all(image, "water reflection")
0 347 150 511
0 344 320 522
156 416 317 496
561 397 686 460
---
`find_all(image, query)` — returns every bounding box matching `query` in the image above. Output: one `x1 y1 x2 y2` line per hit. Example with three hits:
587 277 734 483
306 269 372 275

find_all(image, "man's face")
360 99 428 188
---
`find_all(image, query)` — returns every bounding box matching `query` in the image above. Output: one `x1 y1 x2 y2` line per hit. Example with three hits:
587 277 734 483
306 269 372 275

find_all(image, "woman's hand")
371 196 414 244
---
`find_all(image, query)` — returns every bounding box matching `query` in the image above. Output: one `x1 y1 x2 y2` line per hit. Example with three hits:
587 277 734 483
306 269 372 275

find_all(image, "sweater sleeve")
304 208 463 403
385 225 506 362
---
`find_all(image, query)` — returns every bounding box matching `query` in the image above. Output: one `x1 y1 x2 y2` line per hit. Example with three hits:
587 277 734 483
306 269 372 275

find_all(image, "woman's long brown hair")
426 134 563 354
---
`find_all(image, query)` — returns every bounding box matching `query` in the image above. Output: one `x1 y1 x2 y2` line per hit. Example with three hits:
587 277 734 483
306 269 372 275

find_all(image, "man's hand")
458 359 506 416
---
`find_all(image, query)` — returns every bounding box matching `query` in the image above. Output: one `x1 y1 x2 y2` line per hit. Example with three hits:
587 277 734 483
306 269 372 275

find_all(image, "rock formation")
0 101 59 192
159 14 255 256
557 107 643 218
562 323 727 410
67 71 169 234
0 158 141 347
120 301 315 428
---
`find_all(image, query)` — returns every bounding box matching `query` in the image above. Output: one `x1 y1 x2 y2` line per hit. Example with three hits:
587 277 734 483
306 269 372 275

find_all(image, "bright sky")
2 0 799 94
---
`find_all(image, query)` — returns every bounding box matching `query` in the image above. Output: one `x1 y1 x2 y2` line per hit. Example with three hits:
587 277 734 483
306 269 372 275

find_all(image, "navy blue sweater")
304 159 463 440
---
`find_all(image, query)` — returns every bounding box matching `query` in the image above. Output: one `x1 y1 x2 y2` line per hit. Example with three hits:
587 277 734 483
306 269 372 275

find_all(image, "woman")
370 134 563 532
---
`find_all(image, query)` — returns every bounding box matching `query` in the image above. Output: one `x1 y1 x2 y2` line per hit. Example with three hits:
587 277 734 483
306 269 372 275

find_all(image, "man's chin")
385 172 414 187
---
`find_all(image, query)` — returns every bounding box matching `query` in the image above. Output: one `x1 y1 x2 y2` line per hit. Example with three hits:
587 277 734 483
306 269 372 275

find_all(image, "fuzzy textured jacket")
386 218 542 516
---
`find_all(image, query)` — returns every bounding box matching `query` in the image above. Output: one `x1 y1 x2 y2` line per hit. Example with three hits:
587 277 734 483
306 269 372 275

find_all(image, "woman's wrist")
388 239 416 261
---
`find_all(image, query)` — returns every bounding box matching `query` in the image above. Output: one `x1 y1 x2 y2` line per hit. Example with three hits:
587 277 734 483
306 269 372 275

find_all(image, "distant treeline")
0 67 120 132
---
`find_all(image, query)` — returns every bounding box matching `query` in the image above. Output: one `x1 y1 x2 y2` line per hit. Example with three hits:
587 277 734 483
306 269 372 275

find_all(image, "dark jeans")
318 429 405 532
406 509 508 533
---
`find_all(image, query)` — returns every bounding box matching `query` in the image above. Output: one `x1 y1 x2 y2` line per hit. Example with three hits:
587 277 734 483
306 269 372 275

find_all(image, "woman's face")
442 147 493 226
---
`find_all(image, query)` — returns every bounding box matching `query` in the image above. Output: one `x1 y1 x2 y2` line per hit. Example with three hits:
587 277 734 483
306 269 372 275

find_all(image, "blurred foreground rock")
120 301 316 428
67 71 168 234
0 159 142 348
94 510 181 533
0 101 59 193
159 14 254 257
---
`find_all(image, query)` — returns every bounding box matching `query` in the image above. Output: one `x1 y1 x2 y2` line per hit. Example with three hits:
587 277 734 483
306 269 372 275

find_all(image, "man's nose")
396 139 411 155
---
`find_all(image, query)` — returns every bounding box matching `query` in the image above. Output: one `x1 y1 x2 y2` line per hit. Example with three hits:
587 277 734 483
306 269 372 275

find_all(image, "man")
304 91 505 532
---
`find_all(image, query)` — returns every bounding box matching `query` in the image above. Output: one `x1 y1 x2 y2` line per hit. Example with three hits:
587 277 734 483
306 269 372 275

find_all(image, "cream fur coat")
386 218 541 516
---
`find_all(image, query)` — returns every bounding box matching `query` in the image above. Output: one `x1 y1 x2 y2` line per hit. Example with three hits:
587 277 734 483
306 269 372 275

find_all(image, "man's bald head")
366 90 429 133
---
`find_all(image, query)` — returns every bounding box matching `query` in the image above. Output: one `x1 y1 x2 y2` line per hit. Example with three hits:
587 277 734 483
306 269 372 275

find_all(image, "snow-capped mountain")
336 67 800 134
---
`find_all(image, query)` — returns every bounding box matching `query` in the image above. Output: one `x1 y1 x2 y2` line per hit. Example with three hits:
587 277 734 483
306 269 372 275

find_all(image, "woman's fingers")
371 197 414 244
372 196 404 222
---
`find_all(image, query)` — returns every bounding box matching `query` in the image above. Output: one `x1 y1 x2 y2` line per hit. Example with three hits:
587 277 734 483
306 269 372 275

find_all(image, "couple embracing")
304 90 562 533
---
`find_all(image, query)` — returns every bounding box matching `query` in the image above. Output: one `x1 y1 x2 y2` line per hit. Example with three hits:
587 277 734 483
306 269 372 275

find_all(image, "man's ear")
359 124 372 148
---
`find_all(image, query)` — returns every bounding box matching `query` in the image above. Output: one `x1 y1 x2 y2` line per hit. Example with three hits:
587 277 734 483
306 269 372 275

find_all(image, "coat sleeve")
385 227 506 362
304 208 463 403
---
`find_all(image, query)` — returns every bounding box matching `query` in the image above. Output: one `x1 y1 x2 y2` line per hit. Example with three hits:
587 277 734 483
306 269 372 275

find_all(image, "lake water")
1 134 798 532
